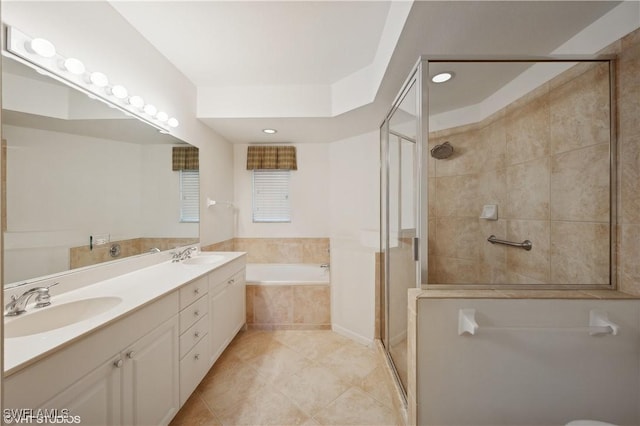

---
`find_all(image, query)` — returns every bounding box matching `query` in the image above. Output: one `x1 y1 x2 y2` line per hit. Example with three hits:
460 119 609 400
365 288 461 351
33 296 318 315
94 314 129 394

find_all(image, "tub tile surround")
428 55 622 287
204 238 331 329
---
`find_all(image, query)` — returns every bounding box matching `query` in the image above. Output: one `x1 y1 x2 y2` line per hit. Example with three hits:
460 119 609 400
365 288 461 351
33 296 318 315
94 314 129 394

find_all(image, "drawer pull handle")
126 351 136 359
194 310 200 316
113 359 123 368
194 354 200 360
229 279 235 284
194 331 200 338
194 288 200 295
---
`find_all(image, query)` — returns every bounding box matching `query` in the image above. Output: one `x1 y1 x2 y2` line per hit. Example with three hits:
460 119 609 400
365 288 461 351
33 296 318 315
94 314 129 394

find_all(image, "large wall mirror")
426 59 615 287
2 56 199 288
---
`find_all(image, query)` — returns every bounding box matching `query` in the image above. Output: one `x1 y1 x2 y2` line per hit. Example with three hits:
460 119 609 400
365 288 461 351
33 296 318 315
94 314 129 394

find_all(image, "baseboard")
331 323 374 347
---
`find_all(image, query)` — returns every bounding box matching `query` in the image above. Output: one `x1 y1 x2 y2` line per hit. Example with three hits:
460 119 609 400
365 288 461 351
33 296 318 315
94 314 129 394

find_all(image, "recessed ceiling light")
431 72 454 83
262 128 277 134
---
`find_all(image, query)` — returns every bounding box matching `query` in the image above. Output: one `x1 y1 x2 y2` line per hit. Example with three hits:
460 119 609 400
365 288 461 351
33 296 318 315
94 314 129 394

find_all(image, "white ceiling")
109 0 638 144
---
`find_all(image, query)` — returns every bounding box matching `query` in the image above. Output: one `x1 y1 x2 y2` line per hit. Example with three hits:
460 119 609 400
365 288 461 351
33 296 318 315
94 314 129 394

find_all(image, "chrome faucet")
320 263 330 271
5 282 59 316
172 247 197 262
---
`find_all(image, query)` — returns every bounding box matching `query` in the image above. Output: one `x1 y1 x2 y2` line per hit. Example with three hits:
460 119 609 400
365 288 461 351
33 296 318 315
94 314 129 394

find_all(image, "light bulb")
62 58 85 75
27 38 56 58
167 117 179 128
143 104 157 116
110 85 128 99
262 128 277 134
156 112 169 122
89 72 109 87
128 95 145 109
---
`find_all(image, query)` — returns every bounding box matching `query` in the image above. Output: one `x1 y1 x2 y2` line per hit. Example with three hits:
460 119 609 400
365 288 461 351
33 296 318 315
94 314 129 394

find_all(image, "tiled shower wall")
615 28 640 296
428 61 612 286
428 27 640 292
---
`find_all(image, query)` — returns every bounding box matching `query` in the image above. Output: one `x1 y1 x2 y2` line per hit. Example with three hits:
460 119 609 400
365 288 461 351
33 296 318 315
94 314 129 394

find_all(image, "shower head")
430 141 454 159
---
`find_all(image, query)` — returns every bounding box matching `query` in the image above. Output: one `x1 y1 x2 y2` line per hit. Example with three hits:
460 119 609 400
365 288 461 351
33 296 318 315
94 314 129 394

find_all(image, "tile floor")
170 330 405 426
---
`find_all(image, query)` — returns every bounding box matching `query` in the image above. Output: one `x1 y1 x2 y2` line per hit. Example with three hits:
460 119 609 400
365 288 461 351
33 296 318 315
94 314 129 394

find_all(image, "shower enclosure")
380 57 616 400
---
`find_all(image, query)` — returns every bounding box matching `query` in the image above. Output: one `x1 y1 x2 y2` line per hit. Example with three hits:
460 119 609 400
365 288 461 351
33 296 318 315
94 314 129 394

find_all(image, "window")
179 170 199 223
252 170 291 223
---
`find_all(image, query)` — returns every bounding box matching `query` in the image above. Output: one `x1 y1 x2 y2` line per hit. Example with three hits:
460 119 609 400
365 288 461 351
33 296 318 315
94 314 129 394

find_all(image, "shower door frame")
380 59 429 402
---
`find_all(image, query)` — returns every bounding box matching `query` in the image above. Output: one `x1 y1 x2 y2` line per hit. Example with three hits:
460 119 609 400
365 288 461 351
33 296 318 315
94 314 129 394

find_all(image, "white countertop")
4 251 245 375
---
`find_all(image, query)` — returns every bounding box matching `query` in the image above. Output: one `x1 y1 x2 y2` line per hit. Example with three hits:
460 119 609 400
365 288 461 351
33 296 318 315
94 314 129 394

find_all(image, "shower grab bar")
487 235 532 251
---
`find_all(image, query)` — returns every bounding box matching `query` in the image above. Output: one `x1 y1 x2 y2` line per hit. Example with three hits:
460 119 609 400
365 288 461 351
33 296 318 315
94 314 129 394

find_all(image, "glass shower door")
381 78 419 397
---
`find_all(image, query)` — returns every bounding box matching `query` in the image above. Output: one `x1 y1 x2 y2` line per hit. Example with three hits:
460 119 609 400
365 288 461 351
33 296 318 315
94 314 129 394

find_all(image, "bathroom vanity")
3 250 246 425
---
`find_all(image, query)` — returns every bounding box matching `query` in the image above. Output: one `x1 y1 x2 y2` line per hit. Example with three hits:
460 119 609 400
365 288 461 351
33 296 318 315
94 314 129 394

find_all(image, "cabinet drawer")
180 314 208 359
180 276 208 310
179 295 208 333
179 333 210 406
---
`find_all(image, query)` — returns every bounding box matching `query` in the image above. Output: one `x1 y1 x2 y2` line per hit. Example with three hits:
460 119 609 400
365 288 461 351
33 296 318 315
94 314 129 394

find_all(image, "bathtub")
244 263 331 329
245 263 330 285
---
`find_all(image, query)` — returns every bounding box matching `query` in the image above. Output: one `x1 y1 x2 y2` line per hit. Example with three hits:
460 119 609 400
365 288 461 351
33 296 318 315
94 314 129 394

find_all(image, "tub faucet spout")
320 263 330 271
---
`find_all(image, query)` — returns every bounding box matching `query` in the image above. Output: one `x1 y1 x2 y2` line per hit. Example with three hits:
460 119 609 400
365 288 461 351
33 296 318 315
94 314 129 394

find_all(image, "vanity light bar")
4 26 180 133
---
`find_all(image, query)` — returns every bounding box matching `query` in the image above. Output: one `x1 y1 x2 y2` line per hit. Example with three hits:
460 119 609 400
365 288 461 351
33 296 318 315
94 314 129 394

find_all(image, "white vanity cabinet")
4 292 180 426
178 275 211 406
209 262 246 365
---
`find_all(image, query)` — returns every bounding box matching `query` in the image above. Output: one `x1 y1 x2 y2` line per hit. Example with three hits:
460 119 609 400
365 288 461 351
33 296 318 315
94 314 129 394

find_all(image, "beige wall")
427 56 622 286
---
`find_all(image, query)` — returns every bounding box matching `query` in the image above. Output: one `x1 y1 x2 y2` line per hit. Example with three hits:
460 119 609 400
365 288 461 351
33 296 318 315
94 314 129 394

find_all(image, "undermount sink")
182 253 225 265
5 296 123 338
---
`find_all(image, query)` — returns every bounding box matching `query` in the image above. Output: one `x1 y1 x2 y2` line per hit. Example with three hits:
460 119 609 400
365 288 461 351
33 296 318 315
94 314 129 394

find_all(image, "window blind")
252 170 291 223
180 170 200 223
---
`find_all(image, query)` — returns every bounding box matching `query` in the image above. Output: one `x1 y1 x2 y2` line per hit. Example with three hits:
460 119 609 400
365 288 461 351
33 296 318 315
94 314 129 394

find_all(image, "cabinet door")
40 356 122 425
209 283 231 365
229 271 246 334
122 316 180 426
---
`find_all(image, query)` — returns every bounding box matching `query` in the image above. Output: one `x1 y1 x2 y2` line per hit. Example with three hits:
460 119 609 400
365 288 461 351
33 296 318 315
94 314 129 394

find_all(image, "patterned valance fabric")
172 146 199 171
246 145 297 170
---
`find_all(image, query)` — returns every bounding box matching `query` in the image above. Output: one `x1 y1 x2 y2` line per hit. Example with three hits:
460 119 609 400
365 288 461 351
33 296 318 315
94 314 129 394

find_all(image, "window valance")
172 146 199 171
246 145 297 170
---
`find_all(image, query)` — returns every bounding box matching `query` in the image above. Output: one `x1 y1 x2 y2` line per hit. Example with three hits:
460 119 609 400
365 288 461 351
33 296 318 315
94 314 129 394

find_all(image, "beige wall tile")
618 33 640 142
620 224 640 295
435 174 479 218
506 94 550 165
550 221 610 285
432 128 482 177
506 219 550 284
506 157 550 220
621 134 640 224
252 286 294 325
293 285 331 325
477 119 507 172
550 62 610 155
434 217 479 260
550 143 610 222
478 168 507 210
432 256 478 284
